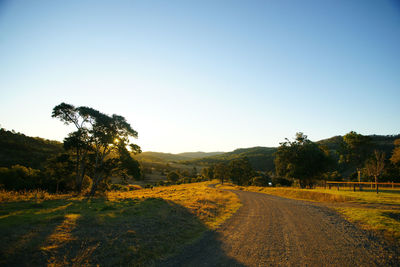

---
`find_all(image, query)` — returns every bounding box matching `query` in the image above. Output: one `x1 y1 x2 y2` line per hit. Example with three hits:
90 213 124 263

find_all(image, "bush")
250 174 271 186
271 176 293 187
109 184 129 191
0 165 42 190
167 171 180 182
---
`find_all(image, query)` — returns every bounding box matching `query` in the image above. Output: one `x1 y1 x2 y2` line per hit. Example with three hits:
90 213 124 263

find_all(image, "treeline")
200 157 279 187
184 132 400 188
0 129 63 169
1 103 143 195
1 109 400 192
183 147 276 172
273 132 400 188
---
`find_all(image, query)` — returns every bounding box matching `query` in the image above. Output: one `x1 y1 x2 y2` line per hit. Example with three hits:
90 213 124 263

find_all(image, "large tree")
52 103 141 195
275 132 331 188
228 157 254 186
339 131 372 174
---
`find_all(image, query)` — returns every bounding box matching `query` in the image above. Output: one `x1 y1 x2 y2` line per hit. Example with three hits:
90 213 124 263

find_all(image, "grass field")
0 182 240 266
218 183 400 241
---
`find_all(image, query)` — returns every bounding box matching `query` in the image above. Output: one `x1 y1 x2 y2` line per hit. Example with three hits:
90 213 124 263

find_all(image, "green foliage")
213 163 229 184
43 153 75 192
0 128 63 169
228 157 255 186
134 151 223 163
250 173 271 186
185 147 276 172
52 103 142 195
271 176 293 187
390 139 400 165
340 131 372 169
167 171 180 182
0 165 41 190
200 166 214 180
275 133 332 188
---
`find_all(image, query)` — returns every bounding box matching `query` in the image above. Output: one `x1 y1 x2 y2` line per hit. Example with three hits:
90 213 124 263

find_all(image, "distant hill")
317 134 400 155
0 128 64 169
183 147 277 172
1 127 398 175
184 134 400 173
133 151 225 163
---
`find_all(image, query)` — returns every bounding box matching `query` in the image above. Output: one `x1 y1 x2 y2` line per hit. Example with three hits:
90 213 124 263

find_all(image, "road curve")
159 189 399 266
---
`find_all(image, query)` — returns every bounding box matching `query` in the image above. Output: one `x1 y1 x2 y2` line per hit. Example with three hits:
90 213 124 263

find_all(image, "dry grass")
107 182 241 229
337 207 400 241
217 184 355 203
0 189 72 202
0 182 240 266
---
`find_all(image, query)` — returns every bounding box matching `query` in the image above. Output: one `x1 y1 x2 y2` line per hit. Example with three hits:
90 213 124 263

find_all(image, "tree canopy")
275 133 332 188
52 102 141 195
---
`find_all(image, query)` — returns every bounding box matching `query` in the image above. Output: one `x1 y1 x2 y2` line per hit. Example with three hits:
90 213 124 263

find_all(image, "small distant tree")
250 173 271 186
201 166 214 180
213 162 229 184
44 153 75 193
167 171 180 182
365 150 385 193
275 132 331 188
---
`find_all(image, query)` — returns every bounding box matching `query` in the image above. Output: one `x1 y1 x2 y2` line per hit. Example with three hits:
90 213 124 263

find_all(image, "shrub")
0 165 42 190
167 171 180 182
271 176 293 187
250 174 271 186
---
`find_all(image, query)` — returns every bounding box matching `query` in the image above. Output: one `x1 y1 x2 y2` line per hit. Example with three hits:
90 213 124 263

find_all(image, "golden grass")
0 182 241 266
0 189 72 202
41 214 81 251
312 188 400 205
106 182 241 229
337 207 400 240
217 184 355 203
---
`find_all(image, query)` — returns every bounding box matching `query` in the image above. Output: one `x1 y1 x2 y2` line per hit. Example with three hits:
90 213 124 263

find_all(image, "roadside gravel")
159 189 400 266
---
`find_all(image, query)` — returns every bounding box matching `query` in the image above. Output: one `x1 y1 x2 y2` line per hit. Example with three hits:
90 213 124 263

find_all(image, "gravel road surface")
159 189 399 266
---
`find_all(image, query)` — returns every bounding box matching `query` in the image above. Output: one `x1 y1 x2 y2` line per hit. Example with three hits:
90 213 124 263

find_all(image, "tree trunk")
89 179 98 196
375 175 378 194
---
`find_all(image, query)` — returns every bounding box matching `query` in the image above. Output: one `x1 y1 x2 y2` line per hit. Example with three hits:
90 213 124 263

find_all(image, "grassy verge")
218 183 400 241
0 182 240 266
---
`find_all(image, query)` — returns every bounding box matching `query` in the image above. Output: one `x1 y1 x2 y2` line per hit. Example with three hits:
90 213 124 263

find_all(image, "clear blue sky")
1 0 399 153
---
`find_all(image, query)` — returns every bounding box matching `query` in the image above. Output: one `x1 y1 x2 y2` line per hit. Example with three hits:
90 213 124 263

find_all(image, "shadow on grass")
156 229 246 267
0 197 243 266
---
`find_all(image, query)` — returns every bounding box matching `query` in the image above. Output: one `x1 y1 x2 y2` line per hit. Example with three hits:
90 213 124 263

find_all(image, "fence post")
353 184 355 192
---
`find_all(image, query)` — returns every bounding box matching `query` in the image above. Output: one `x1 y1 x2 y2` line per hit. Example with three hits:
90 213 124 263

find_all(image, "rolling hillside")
183 147 277 172
0 128 63 169
1 127 398 175
133 151 224 163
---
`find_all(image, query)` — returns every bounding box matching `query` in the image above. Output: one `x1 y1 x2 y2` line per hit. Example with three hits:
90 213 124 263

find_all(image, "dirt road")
159 189 399 266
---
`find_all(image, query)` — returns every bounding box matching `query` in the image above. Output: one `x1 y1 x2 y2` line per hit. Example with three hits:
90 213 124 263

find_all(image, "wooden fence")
325 181 400 193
